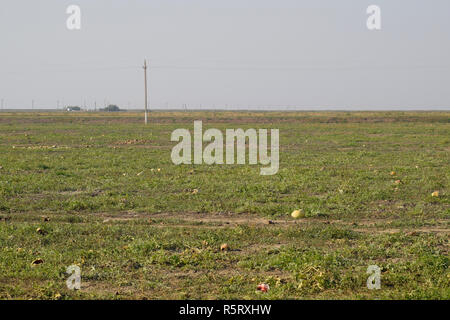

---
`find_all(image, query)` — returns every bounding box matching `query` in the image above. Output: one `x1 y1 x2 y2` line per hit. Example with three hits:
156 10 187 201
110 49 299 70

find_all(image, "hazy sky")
1 0 450 110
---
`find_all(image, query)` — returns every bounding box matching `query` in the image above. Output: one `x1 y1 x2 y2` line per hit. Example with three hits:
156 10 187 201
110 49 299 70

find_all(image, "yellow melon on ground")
291 209 305 219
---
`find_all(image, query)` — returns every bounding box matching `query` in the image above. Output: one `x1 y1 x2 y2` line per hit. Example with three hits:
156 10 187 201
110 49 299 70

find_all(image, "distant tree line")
66 104 123 112
100 105 122 112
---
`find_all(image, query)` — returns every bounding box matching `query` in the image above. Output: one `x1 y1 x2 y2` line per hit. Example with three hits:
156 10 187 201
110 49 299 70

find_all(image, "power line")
150 64 450 71
2 63 450 75
0 65 140 75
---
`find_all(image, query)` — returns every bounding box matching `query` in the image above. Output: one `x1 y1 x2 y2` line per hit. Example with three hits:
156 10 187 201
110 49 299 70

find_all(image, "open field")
0 111 448 299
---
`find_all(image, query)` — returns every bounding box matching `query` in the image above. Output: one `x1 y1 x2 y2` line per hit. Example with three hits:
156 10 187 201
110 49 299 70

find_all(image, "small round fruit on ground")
291 209 305 219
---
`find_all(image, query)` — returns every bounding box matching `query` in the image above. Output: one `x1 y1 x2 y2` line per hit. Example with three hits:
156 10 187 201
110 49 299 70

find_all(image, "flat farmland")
0 111 448 299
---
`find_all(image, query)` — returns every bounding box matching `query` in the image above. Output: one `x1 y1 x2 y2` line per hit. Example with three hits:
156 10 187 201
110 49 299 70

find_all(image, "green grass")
0 111 448 299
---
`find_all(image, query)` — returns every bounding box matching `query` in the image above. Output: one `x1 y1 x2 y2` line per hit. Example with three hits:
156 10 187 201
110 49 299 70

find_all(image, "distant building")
66 106 81 112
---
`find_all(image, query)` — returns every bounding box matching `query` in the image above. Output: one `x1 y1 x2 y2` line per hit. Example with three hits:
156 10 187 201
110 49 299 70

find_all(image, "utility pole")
143 59 148 125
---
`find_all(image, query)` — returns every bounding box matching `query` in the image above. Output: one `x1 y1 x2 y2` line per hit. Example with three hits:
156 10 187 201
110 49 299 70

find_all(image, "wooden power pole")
143 59 148 125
